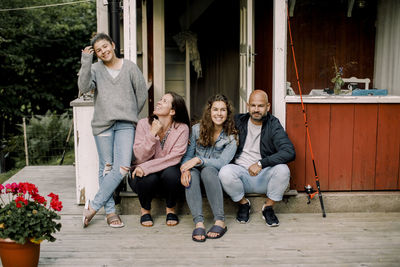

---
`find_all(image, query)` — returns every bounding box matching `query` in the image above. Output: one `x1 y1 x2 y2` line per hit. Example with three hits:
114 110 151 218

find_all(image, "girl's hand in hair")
82 46 94 55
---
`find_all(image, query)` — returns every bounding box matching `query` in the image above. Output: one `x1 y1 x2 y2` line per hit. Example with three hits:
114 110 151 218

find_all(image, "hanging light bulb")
357 0 367 8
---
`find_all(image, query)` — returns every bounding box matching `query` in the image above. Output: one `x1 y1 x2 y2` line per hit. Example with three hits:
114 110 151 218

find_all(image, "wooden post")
23 117 29 166
273 0 287 128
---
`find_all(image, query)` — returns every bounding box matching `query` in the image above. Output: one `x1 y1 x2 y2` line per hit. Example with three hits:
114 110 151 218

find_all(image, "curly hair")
198 94 238 147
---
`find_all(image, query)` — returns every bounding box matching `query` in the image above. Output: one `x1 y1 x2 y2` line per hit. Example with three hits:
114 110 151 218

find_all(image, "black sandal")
206 225 227 239
140 214 153 227
192 227 206 242
166 213 179 226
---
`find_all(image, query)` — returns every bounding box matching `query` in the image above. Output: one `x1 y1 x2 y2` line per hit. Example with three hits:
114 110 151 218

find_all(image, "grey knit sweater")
78 53 148 135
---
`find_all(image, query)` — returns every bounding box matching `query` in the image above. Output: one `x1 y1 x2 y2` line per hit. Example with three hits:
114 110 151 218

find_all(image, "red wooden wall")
286 103 400 191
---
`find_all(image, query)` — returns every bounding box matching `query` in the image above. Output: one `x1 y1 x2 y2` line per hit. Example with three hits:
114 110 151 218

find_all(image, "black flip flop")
206 225 227 239
192 227 206 242
166 213 179 226
140 214 153 227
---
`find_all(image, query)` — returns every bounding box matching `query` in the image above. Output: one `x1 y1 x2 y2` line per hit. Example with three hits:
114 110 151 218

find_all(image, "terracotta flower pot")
0 238 40 267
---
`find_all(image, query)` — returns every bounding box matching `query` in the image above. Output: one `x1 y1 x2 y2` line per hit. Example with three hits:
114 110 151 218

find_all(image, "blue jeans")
185 166 225 224
91 121 135 214
219 164 290 202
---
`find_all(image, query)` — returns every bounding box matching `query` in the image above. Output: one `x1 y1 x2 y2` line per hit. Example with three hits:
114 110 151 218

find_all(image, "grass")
0 168 21 184
48 149 75 165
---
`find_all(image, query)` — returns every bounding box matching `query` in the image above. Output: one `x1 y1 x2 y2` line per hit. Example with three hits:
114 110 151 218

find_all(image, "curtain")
189 0 240 120
374 0 400 95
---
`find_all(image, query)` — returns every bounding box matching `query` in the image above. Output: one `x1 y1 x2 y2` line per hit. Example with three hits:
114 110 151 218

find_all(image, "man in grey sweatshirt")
79 33 147 228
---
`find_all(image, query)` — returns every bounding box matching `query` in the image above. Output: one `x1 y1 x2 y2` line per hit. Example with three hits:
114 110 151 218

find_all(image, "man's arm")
260 118 296 168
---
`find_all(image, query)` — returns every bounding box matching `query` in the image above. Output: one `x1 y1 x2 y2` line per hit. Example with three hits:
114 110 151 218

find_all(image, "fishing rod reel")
304 184 318 204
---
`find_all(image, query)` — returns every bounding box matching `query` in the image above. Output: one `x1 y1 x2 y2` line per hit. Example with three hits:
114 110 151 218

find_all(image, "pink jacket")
133 118 189 176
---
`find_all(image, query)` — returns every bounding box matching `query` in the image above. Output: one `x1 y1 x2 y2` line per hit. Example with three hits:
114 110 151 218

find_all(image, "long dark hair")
148 92 191 132
198 94 237 147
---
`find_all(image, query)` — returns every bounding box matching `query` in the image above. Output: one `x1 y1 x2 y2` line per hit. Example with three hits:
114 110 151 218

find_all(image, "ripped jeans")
91 121 135 214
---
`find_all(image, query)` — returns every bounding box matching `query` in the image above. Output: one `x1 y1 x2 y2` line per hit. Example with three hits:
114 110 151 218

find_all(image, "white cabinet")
71 98 99 204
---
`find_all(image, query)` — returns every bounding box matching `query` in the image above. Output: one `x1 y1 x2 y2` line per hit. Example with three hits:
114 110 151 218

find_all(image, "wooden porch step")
119 190 299 215
119 190 400 216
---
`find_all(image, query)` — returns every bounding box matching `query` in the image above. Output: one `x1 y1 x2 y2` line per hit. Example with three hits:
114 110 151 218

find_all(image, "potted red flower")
0 182 63 267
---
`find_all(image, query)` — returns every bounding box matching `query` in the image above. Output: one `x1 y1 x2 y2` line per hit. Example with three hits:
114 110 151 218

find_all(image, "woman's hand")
132 166 144 178
180 157 201 172
150 119 163 137
82 46 94 55
181 170 191 187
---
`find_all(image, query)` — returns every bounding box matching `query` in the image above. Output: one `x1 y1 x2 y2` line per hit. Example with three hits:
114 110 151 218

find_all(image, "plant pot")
0 238 40 267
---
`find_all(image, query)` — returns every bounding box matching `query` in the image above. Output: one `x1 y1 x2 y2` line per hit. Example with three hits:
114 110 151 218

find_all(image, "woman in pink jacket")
129 92 190 227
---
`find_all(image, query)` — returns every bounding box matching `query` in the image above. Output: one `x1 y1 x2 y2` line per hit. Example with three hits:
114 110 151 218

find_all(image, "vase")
0 238 40 267
334 81 341 95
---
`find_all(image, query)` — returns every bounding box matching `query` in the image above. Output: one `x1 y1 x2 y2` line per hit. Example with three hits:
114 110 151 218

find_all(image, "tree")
0 0 96 170
0 0 96 138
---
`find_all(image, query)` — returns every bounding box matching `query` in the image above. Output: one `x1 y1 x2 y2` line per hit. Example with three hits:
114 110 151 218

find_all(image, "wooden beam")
273 0 287 128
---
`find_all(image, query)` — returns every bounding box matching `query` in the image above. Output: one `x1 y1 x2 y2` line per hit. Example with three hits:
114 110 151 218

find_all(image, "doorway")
163 0 240 120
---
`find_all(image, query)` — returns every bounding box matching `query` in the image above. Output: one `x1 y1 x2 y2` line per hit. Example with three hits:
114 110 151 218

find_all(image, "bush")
7 110 74 168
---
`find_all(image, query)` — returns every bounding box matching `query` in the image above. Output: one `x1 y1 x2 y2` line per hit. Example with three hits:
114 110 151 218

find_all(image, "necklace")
160 125 172 149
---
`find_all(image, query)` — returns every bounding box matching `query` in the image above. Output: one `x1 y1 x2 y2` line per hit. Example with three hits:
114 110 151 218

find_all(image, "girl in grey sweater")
79 33 147 228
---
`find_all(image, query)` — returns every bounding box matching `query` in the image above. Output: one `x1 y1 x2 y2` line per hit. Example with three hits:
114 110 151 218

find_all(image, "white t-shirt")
234 119 262 169
105 63 122 78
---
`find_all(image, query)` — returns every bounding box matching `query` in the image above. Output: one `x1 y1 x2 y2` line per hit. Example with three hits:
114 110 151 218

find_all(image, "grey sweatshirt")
78 53 148 135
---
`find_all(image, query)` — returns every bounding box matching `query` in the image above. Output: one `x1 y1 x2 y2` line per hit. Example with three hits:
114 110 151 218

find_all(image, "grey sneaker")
262 206 279 227
236 199 251 223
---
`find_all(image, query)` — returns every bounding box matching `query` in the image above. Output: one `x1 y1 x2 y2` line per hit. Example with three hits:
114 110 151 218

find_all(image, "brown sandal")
82 200 96 228
106 214 125 228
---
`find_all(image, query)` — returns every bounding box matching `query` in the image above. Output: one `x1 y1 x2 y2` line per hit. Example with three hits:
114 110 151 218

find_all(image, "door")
239 0 255 112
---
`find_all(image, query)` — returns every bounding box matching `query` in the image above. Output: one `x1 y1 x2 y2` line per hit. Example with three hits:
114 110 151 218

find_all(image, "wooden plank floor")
5 166 400 266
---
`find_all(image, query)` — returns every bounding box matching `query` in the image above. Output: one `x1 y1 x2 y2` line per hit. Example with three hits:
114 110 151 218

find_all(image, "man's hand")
132 166 144 178
181 170 191 187
248 162 262 176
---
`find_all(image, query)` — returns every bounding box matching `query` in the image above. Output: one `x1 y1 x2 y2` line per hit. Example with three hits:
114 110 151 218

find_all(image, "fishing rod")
287 9 326 217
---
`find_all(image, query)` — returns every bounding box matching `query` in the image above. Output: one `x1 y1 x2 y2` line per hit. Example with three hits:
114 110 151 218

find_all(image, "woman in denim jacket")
181 94 238 242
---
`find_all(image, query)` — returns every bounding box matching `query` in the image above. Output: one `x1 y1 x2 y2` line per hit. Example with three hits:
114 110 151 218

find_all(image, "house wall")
287 103 400 191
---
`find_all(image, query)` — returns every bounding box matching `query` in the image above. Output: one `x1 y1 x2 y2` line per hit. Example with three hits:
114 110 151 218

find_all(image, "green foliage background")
0 0 96 170
0 0 96 136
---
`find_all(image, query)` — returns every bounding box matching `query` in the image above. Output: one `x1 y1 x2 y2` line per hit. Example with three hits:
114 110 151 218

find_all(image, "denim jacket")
181 123 237 170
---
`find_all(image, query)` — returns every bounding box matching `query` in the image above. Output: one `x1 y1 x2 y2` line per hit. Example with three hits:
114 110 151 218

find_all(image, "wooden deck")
4 166 400 266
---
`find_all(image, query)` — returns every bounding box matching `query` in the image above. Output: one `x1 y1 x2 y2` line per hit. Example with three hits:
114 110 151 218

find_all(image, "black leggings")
128 165 182 211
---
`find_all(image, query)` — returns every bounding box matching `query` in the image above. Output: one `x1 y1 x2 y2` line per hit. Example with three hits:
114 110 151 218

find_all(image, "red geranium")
0 182 63 244
15 196 28 208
